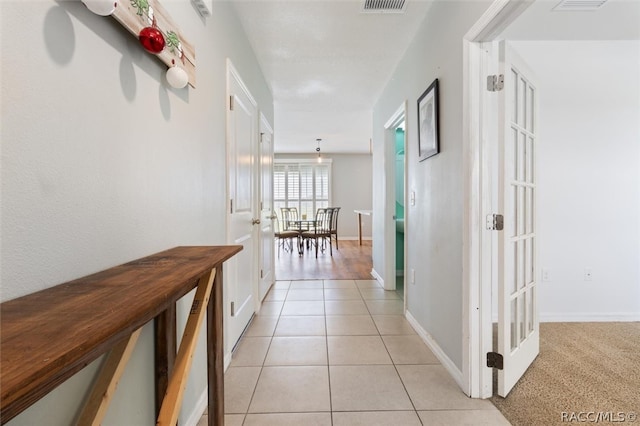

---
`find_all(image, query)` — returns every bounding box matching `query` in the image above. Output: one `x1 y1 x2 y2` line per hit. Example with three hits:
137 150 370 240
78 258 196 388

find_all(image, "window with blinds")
274 160 331 220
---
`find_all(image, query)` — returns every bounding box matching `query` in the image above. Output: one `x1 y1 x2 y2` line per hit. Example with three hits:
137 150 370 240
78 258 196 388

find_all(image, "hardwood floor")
274 239 373 280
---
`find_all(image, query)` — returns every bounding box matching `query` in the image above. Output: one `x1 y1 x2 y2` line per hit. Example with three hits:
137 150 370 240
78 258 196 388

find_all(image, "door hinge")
260 269 264 279
229 95 235 111
487 74 504 92
486 214 504 231
260 132 264 143
230 199 234 214
487 352 504 370
230 301 235 317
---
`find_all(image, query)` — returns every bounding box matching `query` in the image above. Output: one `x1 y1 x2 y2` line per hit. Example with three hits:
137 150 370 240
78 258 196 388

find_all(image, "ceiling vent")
553 0 609 11
361 0 407 14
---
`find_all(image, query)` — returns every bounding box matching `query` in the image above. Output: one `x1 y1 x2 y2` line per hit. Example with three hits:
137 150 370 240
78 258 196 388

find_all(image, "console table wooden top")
0 245 242 423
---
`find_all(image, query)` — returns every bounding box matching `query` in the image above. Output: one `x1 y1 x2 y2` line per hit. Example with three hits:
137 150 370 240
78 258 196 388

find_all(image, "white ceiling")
231 0 433 154
503 0 640 40
231 0 640 154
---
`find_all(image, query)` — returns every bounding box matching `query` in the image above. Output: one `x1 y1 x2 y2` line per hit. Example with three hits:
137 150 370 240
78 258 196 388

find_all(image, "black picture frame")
417 78 440 161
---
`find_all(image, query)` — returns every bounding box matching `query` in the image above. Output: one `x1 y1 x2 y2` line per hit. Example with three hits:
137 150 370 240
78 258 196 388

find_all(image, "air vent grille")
362 0 407 13
553 0 608 11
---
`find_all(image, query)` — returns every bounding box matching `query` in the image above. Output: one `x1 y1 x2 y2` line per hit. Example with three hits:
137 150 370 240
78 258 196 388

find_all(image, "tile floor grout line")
236 283 288 424
322 279 335 426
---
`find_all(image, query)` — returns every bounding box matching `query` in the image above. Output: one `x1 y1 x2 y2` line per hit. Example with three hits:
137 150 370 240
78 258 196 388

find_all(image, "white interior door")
258 115 274 302
497 41 539 397
227 63 258 350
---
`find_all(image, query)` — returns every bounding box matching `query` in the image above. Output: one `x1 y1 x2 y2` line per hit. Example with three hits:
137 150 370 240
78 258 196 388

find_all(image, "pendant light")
316 138 322 163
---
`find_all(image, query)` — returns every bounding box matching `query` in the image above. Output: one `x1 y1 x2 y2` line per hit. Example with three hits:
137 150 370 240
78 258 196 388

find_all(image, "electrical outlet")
542 268 550 282
584 268 593 281
410 268 416 285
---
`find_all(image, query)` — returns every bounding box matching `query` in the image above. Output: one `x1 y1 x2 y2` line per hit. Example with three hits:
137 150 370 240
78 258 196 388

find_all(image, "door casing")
462 0 534 398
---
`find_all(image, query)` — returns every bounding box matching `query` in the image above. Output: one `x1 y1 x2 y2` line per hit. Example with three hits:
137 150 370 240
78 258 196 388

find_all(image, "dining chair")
328 207 341 250
301 208 333 258
274 215 300 257
280 207 299 231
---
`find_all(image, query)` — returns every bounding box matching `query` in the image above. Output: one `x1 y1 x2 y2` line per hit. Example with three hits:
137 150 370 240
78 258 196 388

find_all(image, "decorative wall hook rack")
83 0 196 88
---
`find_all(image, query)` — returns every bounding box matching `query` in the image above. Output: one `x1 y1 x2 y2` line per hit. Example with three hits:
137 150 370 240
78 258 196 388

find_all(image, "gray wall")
372 1 491 371
1 1 272 424
275 154 373 239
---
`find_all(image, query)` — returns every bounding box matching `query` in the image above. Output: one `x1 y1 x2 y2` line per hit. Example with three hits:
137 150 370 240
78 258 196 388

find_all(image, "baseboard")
405 311 464 391
370 268 384 285
493 313 640 323
224 352 232 371
340 236 373 241
183 388 208 426
540 312 640 322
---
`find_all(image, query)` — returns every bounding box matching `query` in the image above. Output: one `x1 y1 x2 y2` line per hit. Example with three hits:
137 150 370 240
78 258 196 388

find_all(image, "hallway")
199 279 509 425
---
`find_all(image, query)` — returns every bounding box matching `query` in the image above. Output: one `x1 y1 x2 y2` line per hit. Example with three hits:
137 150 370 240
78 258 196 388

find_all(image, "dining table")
285 219 317 254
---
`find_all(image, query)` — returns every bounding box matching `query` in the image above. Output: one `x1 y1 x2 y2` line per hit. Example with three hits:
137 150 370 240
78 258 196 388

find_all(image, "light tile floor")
198 279 509 426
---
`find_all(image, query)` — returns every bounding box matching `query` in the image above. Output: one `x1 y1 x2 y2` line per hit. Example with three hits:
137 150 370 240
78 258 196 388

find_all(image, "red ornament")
139 27 165 54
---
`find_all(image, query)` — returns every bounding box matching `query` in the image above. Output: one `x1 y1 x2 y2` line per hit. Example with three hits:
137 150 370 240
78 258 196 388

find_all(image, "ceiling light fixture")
316 138 322 163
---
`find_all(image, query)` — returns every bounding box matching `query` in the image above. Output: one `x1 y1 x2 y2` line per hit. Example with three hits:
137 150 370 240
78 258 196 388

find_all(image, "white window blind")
274 160 331 220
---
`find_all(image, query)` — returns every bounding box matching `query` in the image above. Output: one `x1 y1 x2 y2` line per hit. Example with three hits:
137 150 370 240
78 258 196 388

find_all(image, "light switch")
410 191 416 206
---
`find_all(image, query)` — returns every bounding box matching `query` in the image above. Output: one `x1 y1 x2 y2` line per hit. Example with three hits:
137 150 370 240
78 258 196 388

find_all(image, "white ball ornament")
166 66 189 89
82 0 118 16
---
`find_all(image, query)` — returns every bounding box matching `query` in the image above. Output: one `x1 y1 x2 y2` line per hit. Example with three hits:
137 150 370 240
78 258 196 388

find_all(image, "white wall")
274 154 373 239
510 40 640 321
1 1 272 424
372 1 491 372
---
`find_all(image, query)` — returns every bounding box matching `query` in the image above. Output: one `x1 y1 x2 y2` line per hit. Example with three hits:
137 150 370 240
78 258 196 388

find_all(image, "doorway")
394 122 406 299
383 102 408 307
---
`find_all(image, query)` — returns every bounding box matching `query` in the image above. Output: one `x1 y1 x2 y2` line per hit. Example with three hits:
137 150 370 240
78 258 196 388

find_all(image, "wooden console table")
0 245 242 425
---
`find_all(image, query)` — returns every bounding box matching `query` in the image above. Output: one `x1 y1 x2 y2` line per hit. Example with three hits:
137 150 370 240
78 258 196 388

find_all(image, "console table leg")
157 268 216 426
207 267 224 425
155 304 177 418
76 328 142 426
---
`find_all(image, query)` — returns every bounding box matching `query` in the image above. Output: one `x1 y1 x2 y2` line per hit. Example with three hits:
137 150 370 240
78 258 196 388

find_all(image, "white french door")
258 115 274 302
497 41 539 397
227 62 259 350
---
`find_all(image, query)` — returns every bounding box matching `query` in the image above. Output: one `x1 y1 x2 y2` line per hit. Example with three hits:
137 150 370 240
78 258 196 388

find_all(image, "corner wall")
1 1 272 424
372 1 491 371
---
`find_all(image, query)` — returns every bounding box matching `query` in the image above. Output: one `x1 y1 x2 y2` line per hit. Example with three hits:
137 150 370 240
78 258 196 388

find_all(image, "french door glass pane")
510 69 518 124
517 186 525 236
527 86 535 131
512 242 518 295
519 294 526 344
525 238 532 285
528 287 535 334
517 240 525 290
510 297 517 351
517 132 526 182
518 77 526 127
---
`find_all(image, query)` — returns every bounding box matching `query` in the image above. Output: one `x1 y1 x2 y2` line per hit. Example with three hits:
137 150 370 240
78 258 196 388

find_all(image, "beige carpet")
491 322 640 426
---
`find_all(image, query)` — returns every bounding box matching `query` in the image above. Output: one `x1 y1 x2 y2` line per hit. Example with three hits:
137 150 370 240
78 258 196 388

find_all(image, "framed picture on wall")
417 78 440 161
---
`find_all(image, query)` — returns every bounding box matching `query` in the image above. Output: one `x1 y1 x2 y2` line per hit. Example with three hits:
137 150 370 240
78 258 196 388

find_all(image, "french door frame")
462 0 533 398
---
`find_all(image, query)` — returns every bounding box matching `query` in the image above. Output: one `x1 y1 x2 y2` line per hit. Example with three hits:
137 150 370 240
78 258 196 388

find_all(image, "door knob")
252 218 261 225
